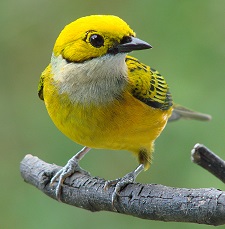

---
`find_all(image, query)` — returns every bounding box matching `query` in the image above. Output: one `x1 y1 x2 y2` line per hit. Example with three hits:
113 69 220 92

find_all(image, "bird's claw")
50 157 90 201
104 164 144 209
104 170 136 208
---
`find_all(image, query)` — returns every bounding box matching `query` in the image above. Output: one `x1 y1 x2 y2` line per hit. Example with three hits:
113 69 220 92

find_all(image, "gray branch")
192 144 225 183
20 154 225 226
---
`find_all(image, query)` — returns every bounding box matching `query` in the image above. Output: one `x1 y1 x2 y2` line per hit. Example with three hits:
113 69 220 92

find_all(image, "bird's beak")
108 37 152 54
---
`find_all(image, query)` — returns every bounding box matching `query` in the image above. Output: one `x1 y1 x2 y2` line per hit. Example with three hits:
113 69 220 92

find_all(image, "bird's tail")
168 105 212 122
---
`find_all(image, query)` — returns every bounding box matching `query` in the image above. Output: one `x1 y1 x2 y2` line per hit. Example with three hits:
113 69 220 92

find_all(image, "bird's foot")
104 164 144 208
50 147 91 201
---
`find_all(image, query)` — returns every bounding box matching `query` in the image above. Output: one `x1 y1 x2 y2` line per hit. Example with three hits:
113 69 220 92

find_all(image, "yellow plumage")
38 15 210 202
41 56 172 170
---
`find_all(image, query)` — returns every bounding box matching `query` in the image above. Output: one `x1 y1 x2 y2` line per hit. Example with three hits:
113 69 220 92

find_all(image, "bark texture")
20 154 225 226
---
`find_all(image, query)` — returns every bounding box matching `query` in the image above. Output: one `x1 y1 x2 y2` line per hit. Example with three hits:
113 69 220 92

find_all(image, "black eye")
89 34 104 48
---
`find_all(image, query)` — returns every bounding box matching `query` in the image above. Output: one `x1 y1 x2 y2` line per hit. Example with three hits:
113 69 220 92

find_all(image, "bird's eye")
89 34 104 48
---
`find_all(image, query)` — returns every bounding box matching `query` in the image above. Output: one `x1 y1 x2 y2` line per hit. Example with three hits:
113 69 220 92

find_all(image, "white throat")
51 54 128 105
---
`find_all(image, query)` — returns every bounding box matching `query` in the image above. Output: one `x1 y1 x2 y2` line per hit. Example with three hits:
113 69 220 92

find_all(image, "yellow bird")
38 15 211 203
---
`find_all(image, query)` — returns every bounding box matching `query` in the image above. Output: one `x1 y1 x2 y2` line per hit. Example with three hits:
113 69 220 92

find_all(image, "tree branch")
20 154 225 225
192 144 225 183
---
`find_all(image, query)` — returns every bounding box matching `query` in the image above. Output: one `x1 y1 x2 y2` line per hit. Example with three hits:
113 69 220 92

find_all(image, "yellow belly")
44 77 172 155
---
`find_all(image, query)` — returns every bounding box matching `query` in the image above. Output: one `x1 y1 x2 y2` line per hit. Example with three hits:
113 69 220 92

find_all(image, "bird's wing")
126 56 173 110
38 64 51 101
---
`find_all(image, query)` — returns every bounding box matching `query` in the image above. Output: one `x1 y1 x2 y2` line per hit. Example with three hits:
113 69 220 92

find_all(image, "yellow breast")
43 69 172 154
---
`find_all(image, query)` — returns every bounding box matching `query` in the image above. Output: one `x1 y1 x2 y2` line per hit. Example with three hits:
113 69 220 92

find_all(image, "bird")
38 15 211 204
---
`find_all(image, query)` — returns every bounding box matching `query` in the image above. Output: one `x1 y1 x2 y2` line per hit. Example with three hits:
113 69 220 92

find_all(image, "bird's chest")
43 75 125 145
44 77 171 150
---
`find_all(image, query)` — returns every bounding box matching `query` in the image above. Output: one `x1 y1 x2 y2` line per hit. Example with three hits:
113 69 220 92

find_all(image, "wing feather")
38 64 51 101
126 56 173 110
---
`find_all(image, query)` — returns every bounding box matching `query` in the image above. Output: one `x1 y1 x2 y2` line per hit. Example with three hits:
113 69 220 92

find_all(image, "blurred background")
1 0 225 228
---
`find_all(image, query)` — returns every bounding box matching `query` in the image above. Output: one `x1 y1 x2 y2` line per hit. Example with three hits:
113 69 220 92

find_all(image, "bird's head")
53 15 152 63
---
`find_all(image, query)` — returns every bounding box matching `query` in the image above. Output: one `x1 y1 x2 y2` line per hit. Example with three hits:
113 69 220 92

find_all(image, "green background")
1 0 225 228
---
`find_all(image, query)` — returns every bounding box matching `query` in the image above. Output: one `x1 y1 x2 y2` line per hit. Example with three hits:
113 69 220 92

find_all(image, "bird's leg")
104 164 144 206
50 146 91 201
